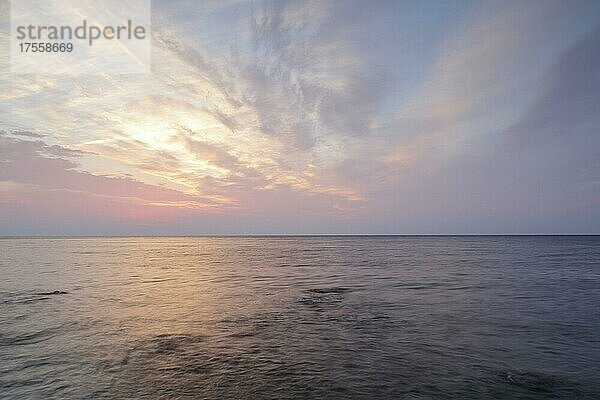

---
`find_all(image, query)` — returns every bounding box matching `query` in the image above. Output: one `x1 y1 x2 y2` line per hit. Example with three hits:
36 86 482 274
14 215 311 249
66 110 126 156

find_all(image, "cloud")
2 0 599 234
247 0 391 144
0 134 221 212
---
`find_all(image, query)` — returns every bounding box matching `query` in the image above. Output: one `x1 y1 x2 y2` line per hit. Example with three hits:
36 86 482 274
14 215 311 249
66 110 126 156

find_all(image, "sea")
1 236 599 399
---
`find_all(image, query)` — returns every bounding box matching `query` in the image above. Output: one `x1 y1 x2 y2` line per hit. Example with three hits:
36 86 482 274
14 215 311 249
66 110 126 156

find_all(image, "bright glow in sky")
1 0 599 234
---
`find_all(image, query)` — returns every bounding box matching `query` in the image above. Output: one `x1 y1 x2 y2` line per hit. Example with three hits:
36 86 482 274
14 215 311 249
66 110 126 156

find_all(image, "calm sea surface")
1 236 599 399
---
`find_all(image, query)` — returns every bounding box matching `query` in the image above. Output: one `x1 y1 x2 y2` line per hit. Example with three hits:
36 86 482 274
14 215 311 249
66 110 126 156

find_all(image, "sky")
1 0 599 235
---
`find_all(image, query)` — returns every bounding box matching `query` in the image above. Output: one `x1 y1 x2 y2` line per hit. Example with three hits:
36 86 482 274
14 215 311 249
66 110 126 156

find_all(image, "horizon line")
1 233 599 239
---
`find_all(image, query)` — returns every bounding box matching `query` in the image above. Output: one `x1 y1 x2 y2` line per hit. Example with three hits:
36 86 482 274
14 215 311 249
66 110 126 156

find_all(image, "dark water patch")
307 287 351 294
2 295 50 305
500 370 576 392
128 333 207 358
0 327 59 346
35 290 68 296
0 290 68 305
298 295 343 306
114 331 360 399
297 296 343 306
488 369 589 398
150 334 194 355
115 333 226 397
298 287 352 306
0 378 46 389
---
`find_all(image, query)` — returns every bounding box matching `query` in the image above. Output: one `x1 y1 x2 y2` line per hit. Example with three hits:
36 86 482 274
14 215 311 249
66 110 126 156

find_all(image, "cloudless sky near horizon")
1 0 599 235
